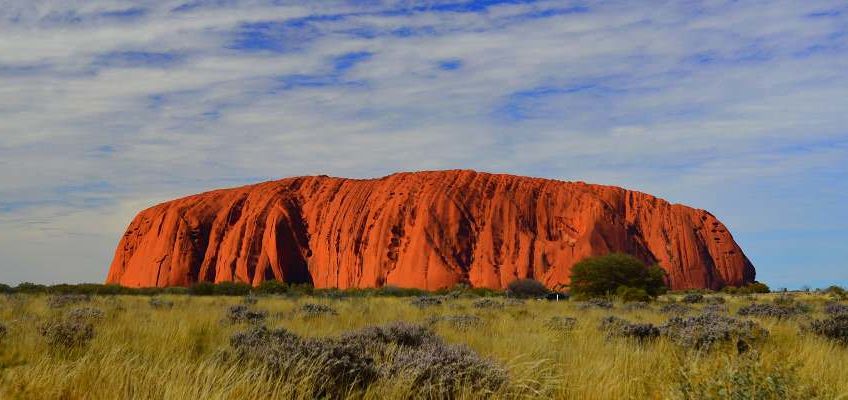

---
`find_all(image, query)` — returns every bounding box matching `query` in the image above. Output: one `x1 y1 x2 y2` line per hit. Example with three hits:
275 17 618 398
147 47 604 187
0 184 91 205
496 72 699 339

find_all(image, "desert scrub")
807 314 848 345
299 303 337 317
242 294 259 305
341 322 439 349
622 301 651 311
544 316 578 333
824 302 848 315
224 305 268 325
38 317 95 348
46 294 90 309
388 341 507 397
2 293 848 399
661 313 768 352
228 325 378 398
428 314 483 331
409 296 442 308
66 307 105 323
737 302 810 319
702 303 729 314
680 293 704 304
599 316 660 341
226 321 506 398
472 298 504 309
149 297 174 309
577 298 613 309
673 352 817 400
659 303 692 315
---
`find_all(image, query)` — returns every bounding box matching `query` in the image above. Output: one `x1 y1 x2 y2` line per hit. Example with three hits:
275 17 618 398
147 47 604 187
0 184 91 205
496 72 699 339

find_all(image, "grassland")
0 291 846 399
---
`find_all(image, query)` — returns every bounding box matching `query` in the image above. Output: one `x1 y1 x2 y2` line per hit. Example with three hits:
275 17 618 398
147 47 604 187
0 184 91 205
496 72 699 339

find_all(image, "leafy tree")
569 253 667 299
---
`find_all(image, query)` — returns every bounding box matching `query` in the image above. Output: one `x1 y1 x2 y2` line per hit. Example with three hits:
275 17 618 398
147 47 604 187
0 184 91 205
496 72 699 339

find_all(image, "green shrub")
188 282 216 296
724 282 771 295
163 287 188 295
506 278 549 298
213 282 252 296
569 253 667 299
746 282 770 294
823 285 847 300
256 280 288 295
616 286 651 303
376 285 427 297
287 283 314 296
15 282 47 293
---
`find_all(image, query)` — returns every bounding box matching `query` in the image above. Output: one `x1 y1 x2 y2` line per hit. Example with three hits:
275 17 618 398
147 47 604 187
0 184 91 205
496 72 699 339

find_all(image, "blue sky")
0 0 846 289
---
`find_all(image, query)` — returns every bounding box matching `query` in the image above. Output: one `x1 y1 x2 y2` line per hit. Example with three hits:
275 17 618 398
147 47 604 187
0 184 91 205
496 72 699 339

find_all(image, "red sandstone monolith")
106 170 755 290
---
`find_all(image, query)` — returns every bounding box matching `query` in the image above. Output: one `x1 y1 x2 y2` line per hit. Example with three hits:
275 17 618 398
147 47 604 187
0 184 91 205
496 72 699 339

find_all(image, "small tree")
506 278 549 298
569 253 666 299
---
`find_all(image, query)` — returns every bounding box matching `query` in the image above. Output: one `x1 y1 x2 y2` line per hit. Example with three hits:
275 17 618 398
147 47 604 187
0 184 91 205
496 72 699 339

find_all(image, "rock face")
106 170 755 290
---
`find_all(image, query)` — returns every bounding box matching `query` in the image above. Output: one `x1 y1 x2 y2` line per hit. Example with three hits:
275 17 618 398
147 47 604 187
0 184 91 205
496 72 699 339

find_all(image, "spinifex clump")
807 314 848 345
38 318 95 348
46 294 90 309
599 316 660 341
661 313 768 352
224 305 268 325
226 321 507 398
299 303 338 318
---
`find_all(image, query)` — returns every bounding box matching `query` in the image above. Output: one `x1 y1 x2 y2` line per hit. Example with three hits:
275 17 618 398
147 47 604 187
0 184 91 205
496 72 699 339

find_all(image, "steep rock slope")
106 170 755 290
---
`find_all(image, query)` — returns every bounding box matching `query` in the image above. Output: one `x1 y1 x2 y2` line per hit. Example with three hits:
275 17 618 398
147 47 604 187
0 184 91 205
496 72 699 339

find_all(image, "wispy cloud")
1 0 846 288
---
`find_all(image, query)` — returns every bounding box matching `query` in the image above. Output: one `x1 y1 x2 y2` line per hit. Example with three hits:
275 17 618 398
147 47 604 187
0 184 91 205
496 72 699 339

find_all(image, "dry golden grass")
0 293 846 399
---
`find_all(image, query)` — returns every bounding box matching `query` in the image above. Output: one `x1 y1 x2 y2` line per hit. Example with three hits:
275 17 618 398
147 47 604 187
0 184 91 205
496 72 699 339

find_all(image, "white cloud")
0 0 846 286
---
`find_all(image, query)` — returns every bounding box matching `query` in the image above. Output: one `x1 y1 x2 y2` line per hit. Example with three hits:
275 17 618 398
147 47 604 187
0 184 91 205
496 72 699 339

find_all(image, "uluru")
106 170 755 291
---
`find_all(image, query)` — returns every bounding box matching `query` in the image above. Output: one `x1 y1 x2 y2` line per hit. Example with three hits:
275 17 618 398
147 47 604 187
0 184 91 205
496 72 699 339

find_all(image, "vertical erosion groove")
106 171 755 290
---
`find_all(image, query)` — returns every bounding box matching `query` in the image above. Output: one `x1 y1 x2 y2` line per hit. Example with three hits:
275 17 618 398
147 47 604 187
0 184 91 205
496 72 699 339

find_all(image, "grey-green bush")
681 293 704 304
299 303 337 318
807 314 848 345
661 313 768 352
410 296 443 308
544 316 578 333
46 294 90 309
225 305 267 325
149 297 174 309
38 318 95 348
472 298 504 309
